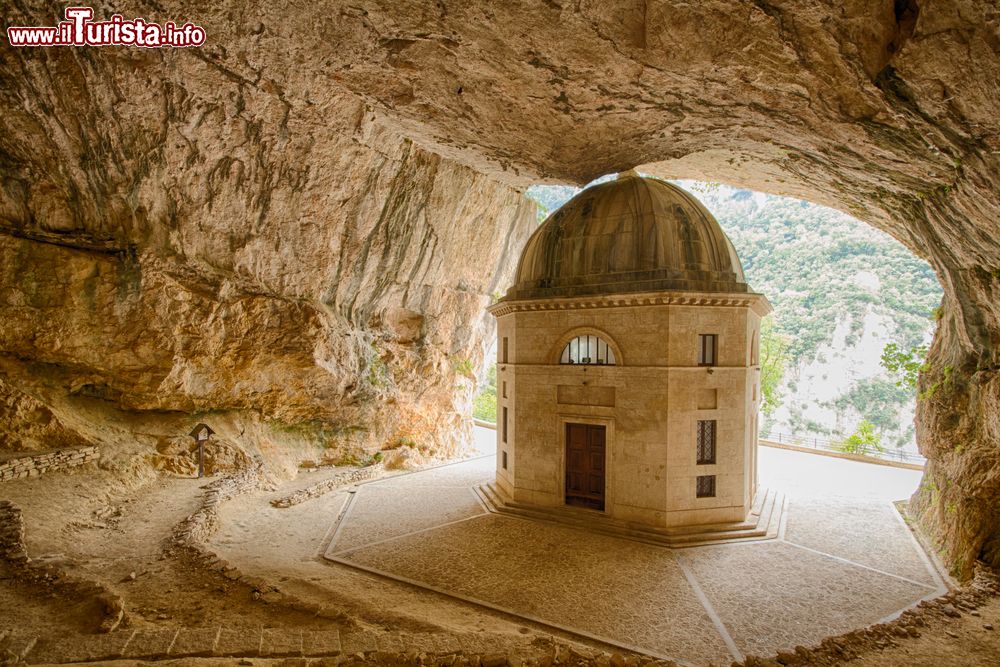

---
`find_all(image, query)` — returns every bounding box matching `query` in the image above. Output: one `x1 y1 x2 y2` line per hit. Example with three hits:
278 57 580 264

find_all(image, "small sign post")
188 423 215 478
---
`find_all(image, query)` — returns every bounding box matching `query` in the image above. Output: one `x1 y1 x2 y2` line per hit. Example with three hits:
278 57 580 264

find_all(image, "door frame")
558 414 615 516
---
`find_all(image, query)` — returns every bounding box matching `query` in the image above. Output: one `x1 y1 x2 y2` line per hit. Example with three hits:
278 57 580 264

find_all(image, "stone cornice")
488 289 773 318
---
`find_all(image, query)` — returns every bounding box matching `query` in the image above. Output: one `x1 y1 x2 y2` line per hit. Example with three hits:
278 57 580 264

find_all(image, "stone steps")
475 483 784 548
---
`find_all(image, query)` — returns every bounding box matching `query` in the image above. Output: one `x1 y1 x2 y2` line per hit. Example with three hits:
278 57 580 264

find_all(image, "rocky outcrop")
0 379 93 453
0 2 536 467
1 1 998 574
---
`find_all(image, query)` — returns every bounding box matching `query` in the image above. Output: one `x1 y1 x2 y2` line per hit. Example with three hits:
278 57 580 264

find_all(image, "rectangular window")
502 406 508 444
502 337 509 364
697 420 717 464
696 475 716 498
698 334 717 366
502 381 507 399
502 450 508 469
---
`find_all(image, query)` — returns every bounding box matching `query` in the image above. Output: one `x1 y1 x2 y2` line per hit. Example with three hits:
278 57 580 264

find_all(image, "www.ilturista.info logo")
7 7 206 47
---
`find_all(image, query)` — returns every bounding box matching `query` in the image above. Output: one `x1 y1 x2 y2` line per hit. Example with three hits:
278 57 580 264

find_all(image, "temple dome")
507 171 748 300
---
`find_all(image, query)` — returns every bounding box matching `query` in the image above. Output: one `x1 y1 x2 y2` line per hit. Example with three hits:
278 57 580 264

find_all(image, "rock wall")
1 0 998 576
0 2 536 467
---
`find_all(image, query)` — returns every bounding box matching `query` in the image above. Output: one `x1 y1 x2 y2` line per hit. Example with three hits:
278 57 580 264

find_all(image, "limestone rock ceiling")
0 1 998 578
325 1 1000 329
326 2 995 186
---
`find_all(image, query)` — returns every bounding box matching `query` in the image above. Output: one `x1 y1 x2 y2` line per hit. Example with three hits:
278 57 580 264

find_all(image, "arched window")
560 335 616 365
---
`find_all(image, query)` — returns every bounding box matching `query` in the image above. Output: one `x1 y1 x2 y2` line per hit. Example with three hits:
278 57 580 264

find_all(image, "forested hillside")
509 180 943 452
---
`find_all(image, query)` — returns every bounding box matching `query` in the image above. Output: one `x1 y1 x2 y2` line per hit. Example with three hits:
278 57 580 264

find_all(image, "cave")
1 1 999 665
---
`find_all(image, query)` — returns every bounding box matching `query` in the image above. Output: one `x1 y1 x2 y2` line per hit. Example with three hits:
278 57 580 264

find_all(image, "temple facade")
488 171 771 528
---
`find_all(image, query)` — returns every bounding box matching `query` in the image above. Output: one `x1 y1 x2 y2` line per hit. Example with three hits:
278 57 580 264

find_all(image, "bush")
836 420 885 456
472 363 497 422
453 357 475 380
881 342 929 389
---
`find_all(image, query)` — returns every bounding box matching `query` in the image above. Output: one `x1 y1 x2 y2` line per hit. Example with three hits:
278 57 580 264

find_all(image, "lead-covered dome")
506 172 748 300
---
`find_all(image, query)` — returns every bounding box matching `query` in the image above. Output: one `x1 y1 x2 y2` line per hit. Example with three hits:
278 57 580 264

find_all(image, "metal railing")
761 431 926 465
472 421 926 466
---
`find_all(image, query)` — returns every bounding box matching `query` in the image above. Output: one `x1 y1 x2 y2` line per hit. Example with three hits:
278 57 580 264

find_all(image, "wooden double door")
565 423 606 511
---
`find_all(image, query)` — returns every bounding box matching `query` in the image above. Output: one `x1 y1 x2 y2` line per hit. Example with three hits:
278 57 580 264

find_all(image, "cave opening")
474 174 943 489
1 1 999 664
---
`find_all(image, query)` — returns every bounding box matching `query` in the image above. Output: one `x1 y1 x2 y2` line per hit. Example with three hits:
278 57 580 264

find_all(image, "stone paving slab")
29 631 132 664
783 498 939 586
374 630 405 653
302 629 342 656
339 627 381 655
20 626 355 664
121 628 177 659
336 513 734 664
330 485 486 554
260 627 303 656
367 456 494 489
679 540 936 657
215 626 261 656
169 627 220 656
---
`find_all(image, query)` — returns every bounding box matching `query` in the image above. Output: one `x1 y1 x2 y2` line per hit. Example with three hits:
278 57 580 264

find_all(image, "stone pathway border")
168 460 346 620
759 440 924 471
0 500 124 633
270 465 383 508
172 460 267 547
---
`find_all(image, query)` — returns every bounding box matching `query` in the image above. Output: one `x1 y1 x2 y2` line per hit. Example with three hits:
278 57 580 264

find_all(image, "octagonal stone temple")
487 171 773 532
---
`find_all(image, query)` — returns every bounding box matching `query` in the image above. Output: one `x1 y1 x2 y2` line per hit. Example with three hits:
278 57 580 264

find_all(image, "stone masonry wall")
0 446 97 482
270 465 384 509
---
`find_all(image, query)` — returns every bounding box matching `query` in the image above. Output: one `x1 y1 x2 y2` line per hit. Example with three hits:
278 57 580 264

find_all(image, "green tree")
881 342 929 389
831 378 910 437
534 201 549 224
687 181 721 193
759 317 788 416
836 419 885 456
472 363 497 422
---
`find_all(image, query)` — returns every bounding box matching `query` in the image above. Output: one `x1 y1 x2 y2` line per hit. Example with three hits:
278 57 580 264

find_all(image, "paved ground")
756 445 923 501
322 429 945 665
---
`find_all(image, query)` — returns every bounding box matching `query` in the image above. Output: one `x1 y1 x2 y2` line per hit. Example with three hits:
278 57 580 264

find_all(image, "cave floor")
3 429 991 667
300 443 945 665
